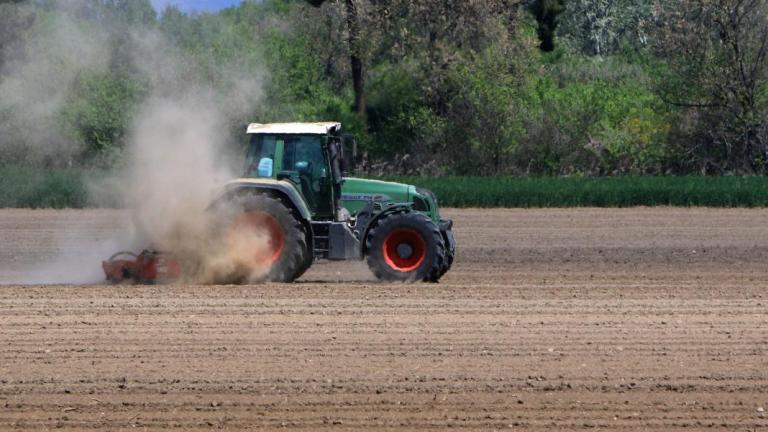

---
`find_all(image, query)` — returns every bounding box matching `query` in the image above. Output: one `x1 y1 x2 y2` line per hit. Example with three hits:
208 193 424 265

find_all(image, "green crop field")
386 176 768 208
2 166 768 209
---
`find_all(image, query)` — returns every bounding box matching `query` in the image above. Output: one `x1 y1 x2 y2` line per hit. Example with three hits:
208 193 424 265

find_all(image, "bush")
0 166 120 208
517 55 670 176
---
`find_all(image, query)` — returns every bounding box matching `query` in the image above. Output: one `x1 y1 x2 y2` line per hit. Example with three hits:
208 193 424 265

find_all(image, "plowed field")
1 208 767 431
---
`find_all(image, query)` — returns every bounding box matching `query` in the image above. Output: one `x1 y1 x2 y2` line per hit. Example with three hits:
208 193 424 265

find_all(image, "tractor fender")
358 203 413 258
214 178 313 221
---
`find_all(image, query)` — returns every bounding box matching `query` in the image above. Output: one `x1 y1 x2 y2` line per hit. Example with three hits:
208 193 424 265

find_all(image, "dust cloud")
0 2 110 165
0 2 273 285
123 93 271 284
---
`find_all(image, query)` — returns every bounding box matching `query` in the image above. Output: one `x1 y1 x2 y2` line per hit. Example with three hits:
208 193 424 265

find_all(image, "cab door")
280 135 334 219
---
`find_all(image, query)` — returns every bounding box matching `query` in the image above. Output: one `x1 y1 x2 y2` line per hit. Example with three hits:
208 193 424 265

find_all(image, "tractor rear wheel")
365 211 446 282
293 245 314 281
217 194 310 283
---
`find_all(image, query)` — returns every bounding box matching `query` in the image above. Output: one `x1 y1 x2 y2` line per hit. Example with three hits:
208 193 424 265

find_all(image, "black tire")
365 211 446 282
439 243 455 279
293 241 314 281
214 194 310 283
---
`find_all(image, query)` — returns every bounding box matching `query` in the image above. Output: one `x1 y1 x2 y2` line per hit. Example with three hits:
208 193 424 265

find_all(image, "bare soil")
1 208 767 431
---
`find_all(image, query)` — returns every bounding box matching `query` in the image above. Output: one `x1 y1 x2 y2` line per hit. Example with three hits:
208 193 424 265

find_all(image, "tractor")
213 122 455 283
103 122 455 284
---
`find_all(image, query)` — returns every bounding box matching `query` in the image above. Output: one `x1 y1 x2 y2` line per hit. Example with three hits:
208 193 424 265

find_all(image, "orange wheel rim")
229 211 285 267
382 228 426 272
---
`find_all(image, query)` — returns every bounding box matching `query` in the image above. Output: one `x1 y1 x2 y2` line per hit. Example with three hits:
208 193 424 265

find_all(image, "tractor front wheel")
365 212 446 282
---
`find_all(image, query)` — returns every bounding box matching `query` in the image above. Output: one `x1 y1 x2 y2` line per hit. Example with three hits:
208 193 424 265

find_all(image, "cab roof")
246 122 341 135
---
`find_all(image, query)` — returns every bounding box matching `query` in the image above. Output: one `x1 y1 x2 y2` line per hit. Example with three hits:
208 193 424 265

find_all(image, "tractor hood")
341 177 412 204
340 177 440 222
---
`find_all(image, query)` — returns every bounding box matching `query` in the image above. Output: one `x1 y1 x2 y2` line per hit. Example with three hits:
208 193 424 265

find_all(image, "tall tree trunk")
305 0 367 124
344 0 366 119
528 0 567 52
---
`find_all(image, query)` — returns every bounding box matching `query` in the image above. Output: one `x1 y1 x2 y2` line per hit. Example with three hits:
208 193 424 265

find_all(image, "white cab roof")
246 122 341 135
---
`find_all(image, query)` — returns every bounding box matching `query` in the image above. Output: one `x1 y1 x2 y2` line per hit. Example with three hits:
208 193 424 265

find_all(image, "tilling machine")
102 251 181 284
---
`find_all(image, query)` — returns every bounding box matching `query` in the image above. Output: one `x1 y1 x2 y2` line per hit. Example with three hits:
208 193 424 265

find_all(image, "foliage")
518 55 670 175
0 0 766 180
0 166 92 208
62 72 145 164
558 0 651 56
442 46 532 175
656 0 768 174
0 1 33 75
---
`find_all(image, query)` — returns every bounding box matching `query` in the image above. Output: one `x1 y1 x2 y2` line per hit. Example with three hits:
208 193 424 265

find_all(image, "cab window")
282 135 325 175
245 135 278 177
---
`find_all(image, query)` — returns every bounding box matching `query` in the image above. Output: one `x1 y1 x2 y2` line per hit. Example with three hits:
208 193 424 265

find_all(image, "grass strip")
3 166 768 208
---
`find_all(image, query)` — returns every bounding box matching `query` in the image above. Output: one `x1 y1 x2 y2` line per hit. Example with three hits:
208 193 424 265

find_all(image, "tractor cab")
244 122 346 221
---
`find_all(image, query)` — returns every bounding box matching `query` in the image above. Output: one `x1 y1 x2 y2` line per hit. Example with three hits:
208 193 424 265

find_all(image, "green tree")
0 0 34 75
658 0 768 174
62 73 145 164
304 0 366 122
101 0 156 26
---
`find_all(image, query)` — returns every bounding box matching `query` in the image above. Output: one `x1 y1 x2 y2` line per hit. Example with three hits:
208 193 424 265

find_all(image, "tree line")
1 0 767 176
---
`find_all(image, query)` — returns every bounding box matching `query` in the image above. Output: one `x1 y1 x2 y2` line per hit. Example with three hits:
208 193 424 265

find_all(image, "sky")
150 0 243 13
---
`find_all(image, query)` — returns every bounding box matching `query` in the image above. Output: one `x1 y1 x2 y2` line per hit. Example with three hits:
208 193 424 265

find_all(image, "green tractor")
212 122 455 283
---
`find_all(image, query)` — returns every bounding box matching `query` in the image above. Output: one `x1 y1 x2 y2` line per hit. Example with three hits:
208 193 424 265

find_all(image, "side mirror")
329 139 344 185
342 134 358 175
